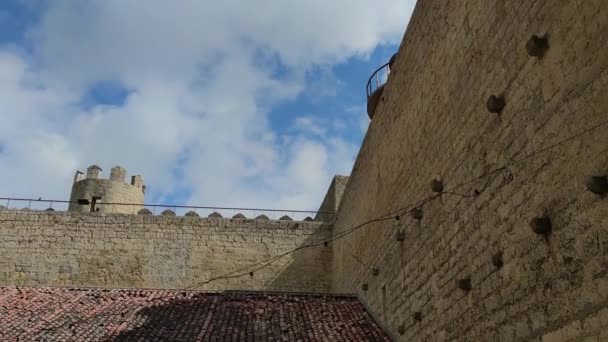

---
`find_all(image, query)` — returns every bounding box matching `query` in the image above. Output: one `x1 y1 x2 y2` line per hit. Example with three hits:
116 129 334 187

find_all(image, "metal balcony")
366 53 397 119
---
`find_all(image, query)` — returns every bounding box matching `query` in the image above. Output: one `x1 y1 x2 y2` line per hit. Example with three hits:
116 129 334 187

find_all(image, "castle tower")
68 165 145 214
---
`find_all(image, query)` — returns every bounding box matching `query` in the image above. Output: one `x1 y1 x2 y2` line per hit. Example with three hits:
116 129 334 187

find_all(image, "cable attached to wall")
23 115 608 337
181 115 608 290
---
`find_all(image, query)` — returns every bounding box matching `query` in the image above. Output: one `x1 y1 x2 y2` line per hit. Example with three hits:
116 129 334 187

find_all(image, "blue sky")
0 0 416 213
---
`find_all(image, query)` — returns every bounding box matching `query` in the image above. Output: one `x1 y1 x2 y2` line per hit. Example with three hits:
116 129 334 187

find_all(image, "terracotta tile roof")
0 287 391 341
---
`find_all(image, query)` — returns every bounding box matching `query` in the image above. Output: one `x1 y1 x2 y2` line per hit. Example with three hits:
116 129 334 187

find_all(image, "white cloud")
293 117 326 137
0 0 416 211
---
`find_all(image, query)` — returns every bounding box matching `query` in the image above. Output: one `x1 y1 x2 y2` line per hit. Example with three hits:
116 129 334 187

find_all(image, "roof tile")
0 287 391 341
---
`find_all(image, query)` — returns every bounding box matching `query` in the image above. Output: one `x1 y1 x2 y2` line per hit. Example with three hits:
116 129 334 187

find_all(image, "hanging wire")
16 115 608 336
0 115 605 293
343 240 373 270
182 116 608 290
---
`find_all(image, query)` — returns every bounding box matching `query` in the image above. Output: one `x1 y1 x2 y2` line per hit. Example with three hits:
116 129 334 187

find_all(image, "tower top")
69 163 146 213
74 164 144 189
86 165 102 179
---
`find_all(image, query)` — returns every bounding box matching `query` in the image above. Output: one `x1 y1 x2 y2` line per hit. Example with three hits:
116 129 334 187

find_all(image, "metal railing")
0 197 330 221
366 53 397 98
366 61 391 99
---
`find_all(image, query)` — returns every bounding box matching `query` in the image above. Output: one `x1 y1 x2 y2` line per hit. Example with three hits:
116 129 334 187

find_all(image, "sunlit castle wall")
331 0 608 341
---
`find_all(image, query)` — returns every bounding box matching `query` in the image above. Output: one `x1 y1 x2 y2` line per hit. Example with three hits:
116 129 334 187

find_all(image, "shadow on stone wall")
266 224 333 293
111 227 334 341
112 225 333 340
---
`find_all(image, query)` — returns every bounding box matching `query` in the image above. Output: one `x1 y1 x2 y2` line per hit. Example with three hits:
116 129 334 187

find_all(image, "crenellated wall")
1 1 607 340
68 165 145 214
0 210 332 292
332 0 608 341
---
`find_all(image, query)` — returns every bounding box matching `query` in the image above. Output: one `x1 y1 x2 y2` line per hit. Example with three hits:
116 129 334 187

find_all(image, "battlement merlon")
73 171 84 183
131 175 144 192
110 166 127 182
86 165 102 179
77 165 143 189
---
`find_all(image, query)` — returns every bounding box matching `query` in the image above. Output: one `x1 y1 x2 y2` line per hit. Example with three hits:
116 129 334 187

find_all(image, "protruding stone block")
131 175 144 190
185 211 199 217
110 166 127 182
256 214 270 221
458 277 472 291
492 252 504 268
411 208 423 220
395 230 405 242
86 165 102 179
161 209 176 216
138 208 153 215
486 94 506 114
530 216 552 236
397 324 406 335
430 178 444 193
232 213 246 219
586 175 608 195
208 212 223 218
73 171 84 183
526 34 549 57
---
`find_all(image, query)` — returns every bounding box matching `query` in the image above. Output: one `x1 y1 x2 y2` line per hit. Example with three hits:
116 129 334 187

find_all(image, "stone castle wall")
314 175 349 223
331 0 608 341
68 179 145 214
0 210 332 292
68 166 145 214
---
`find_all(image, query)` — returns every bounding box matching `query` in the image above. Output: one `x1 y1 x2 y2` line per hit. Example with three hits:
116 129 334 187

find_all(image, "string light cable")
19 115 608 336
182 115 608 289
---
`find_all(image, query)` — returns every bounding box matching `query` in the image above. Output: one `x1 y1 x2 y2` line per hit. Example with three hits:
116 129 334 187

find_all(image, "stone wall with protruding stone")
331 0 608 341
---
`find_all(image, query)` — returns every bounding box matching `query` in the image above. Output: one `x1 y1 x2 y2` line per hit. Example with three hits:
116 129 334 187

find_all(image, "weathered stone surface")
279 215 292 221
255 214 269 221
232 213 246 219
0 211 332 293
315 176 349 222
331 1 608 341
161 209 176 216
185 211 199 217
138 208 153 215
208 212 223 218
